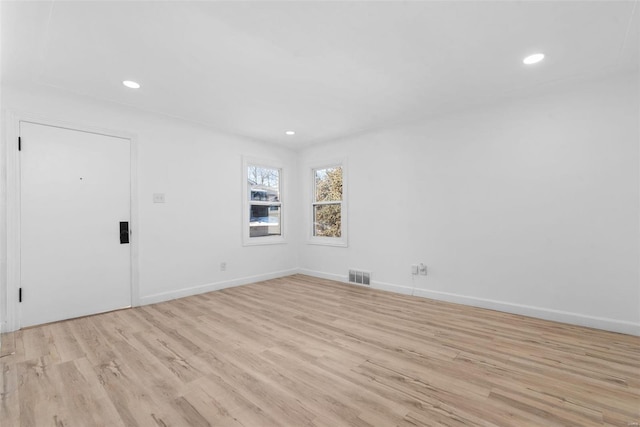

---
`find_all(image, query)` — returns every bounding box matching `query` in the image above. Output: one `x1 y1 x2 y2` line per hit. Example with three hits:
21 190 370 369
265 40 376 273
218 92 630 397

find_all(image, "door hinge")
18 136 21 151
19 287 22 303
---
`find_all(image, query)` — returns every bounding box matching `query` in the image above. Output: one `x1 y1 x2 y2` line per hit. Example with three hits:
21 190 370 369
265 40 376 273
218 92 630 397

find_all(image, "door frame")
4 111 140 332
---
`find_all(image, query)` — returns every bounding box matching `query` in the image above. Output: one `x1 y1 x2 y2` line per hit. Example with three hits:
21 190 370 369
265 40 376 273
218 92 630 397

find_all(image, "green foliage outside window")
314 167 342 237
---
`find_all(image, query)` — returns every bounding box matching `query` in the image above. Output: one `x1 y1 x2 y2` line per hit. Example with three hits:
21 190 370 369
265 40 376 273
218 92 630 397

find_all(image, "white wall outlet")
153 193 165 203
419 263 427 275
411 264 419 275
220 262 227 271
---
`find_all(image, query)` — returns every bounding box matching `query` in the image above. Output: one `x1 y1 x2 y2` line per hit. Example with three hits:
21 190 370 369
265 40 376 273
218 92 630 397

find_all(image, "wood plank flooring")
1 274 639 426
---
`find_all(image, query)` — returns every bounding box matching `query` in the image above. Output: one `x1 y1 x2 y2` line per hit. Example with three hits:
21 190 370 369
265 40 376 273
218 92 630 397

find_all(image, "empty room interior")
1 1 639 426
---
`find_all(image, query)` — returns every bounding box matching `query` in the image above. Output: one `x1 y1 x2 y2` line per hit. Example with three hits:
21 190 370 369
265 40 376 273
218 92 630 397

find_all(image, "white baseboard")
412 288 640 336
298 268 414 296
297 268 346 283
139 268 299 306
371 280 415 296
298 269 640 336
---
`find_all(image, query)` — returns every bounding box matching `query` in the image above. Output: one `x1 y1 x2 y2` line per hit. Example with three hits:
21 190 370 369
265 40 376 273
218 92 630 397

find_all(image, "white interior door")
20 121 131 328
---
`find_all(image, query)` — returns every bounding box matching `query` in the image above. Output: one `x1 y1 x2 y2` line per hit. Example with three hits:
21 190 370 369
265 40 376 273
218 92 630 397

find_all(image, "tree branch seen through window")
313 166 342 238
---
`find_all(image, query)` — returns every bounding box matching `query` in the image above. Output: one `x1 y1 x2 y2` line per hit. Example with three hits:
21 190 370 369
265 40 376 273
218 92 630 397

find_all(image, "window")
310 163 347 246
243 159 284 245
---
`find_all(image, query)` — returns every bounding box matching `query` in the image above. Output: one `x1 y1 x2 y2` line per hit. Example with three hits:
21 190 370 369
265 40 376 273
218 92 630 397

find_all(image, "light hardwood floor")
1 274 639 426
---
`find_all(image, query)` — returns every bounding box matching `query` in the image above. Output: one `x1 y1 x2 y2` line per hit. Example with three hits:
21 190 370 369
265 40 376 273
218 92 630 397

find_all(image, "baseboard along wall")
297 268 640 336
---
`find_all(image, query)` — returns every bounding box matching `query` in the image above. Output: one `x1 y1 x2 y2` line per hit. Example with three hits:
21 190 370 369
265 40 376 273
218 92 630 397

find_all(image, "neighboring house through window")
243 158 284 245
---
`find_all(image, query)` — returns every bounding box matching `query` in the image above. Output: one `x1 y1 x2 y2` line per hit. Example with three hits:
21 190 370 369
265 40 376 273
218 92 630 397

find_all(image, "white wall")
298 71 640 335
1 71 638 336
0 93 6 340
0 83 300 331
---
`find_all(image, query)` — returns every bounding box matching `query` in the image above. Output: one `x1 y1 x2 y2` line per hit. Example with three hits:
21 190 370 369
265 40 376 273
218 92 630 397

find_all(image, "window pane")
313 204 341 237
250 205 281 237
248 166 280 202
314 167 342 202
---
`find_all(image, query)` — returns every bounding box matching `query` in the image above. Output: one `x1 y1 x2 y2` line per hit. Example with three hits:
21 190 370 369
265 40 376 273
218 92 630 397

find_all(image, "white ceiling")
2 1 638 148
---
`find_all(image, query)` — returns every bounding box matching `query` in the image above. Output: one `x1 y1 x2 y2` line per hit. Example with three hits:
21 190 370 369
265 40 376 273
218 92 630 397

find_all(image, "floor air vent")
348 269 371 286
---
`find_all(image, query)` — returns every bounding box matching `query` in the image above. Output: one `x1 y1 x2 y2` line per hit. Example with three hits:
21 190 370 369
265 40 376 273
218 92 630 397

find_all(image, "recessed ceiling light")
523 53 545 65
285 130 295 136
122 80 141 89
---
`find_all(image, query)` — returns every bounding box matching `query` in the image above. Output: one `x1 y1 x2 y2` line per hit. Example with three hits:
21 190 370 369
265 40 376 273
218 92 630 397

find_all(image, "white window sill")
243 237 287 247
307 238 348 248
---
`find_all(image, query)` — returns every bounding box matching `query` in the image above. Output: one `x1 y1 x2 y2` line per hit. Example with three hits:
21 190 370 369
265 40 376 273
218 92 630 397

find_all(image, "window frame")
242 157 286 246
308 160 348 247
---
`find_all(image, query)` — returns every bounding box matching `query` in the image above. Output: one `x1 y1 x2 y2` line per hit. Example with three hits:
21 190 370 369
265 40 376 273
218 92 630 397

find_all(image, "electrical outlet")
220 262 227 271
411 264 419 275
153 193 165 203
419 263 427 275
